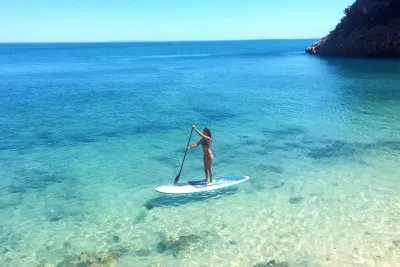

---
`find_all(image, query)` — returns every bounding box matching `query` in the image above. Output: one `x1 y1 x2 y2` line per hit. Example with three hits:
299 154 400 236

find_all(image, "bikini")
201 138 212 155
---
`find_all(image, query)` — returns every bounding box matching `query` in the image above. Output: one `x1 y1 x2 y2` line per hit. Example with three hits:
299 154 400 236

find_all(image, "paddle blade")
174 174 180 184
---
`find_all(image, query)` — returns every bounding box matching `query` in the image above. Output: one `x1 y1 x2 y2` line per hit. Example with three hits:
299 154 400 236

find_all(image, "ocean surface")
0 40 400 267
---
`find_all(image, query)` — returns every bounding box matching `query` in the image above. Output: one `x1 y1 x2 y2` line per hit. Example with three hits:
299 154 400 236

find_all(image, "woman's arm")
188 139 202 149
192 125 210 139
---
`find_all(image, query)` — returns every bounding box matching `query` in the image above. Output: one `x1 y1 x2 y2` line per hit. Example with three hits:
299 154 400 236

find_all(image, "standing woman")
188 125 214 185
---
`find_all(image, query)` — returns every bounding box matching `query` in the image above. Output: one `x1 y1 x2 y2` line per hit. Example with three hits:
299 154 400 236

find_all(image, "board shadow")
144 187 238 210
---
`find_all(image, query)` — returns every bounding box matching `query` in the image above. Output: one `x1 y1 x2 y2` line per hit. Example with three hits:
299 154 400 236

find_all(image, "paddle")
174 127 194 184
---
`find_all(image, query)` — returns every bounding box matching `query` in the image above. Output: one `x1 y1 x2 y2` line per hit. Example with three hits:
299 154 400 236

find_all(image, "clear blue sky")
1 0 354 42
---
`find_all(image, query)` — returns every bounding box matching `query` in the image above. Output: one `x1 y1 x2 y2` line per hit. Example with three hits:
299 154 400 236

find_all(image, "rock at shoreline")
306 0 400 57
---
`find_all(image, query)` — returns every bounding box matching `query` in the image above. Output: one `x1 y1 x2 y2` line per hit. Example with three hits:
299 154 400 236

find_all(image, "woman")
188 125 214 185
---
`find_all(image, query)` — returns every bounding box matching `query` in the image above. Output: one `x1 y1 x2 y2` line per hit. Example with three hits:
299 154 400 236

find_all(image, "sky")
1 0 355 42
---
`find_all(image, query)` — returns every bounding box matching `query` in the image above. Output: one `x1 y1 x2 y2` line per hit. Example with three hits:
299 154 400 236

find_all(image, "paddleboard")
155 175 250 194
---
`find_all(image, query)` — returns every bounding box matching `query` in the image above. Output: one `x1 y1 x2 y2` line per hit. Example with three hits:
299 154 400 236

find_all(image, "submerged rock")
289 196 303 204
62 241 72 249
144 202 154 211
112 235 120 243
135 248 152 257
273 181 285 189
258 164 284 174
0 247 9 254
56 249 124 267
228 240 237 245
156 234 201 257
253 259 289 267
306 0 400 57
134 208 147 224
112 245 130 254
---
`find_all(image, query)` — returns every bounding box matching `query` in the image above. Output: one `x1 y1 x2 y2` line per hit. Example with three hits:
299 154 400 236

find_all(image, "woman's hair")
203 128 212 138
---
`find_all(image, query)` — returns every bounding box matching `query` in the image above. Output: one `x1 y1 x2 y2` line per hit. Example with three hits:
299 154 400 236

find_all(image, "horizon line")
0 37 320 45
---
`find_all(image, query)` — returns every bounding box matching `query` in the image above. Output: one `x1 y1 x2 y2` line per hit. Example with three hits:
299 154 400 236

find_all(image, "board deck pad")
155 175 250 194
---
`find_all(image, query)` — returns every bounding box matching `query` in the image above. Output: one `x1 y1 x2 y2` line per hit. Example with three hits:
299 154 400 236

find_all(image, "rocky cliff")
306 0 400 57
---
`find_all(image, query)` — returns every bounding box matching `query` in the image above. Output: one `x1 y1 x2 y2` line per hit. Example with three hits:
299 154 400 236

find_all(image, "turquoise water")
1 40 400 267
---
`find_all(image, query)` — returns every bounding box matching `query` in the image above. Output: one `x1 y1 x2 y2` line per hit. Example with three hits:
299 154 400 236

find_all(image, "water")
0 40 400 267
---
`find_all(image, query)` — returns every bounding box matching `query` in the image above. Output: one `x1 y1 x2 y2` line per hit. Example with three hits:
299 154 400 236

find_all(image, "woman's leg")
206 154 214 184
203 156 208 182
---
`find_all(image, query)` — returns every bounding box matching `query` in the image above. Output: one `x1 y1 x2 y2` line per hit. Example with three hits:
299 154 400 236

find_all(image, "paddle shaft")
174 127 194 183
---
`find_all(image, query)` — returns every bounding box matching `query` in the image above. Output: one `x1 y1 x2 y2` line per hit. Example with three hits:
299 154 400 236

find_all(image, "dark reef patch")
152 155 180 167
306 140 358 159
253 259 290 267
262 126 306 140
273 181 285 189
56 249 124 267
257 164 284 174
289 196 303 204
156 234 201 257
195 107 237 122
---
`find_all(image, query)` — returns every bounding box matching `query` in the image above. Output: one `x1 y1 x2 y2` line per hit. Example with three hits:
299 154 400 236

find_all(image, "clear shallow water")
0 40 400 267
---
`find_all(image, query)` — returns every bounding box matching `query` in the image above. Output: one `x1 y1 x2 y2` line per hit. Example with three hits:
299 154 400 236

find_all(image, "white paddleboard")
155 175 250 194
